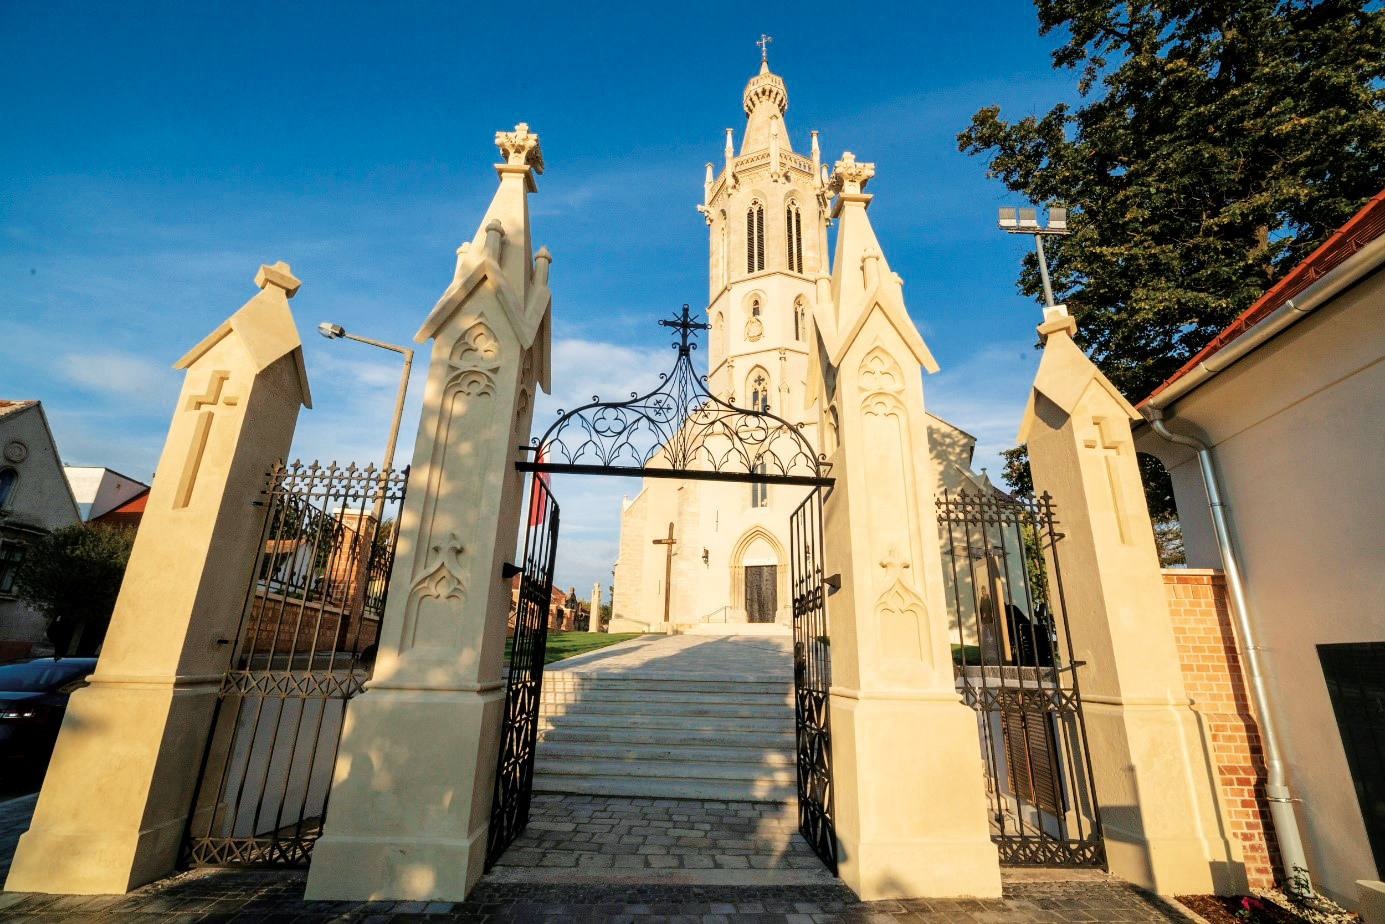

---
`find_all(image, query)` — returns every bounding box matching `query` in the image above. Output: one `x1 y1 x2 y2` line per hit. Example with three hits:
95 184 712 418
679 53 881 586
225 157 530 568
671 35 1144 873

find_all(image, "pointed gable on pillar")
810 153 936 410
1016 321 1138 443
416 123 553 394
174 261 312 408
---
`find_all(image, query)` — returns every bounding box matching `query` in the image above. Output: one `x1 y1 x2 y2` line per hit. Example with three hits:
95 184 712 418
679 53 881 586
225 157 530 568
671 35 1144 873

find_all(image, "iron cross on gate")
659 304 709 358
651 522 676 625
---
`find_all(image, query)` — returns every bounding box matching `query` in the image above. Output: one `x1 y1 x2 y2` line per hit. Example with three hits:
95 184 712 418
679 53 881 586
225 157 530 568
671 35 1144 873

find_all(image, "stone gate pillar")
1019 308 1242 894
305 124 551 902
6 263 311 894
811 155 1001 900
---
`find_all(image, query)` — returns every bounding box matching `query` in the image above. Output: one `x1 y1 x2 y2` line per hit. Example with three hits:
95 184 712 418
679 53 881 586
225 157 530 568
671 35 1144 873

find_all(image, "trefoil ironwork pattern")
520 304 829 487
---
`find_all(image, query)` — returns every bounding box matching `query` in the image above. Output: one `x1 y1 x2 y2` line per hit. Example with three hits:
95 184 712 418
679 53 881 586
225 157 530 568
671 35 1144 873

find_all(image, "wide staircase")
532 639 797 802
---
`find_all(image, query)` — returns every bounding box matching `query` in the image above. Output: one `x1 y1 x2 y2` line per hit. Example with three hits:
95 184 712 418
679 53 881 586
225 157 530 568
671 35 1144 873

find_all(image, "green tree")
14 523 135 656
960 0 1385 402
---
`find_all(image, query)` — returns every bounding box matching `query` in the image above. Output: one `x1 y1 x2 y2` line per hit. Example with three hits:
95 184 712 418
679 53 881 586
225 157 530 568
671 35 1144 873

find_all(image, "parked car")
0 657 96 779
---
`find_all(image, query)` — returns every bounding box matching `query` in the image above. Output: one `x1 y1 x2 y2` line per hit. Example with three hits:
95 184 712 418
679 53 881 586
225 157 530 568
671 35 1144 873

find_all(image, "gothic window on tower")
750 460 768 508
794 297 806 341
749 372 769 412
786 201 803 273
746 201 765 273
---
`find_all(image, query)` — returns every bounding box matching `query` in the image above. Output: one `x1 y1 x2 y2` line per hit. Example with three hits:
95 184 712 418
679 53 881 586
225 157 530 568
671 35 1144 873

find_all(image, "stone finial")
830 152 875 196
862 248 882 289
495 122 544 174
484 220 504 261
533 247 552 288
1037 309 1079 344
254 261 301 298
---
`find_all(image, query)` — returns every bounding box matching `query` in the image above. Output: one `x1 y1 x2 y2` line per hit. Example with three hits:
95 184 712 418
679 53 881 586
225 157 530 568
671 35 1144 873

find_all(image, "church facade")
611 59 992 633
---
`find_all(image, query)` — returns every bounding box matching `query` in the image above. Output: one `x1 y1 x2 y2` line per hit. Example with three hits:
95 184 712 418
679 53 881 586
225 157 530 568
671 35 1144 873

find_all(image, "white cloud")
926 340 1040 475
58 350 169 397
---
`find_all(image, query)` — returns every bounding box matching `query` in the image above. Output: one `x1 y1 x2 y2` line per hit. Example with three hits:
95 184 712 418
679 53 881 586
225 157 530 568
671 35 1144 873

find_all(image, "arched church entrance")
730 527 786 624
486 305 838 876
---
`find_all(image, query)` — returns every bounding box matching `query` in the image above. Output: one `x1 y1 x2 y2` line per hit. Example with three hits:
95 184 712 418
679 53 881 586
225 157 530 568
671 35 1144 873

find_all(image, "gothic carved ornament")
495 123 544 173
445 320 502 398
830 152 875 196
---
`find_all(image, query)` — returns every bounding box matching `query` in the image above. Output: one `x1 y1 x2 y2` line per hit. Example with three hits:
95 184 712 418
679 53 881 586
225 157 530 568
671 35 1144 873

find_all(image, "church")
611 54 998 633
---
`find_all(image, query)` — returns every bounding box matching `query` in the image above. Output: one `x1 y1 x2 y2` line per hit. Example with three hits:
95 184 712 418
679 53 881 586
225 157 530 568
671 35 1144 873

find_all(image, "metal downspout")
1141 407 1313 894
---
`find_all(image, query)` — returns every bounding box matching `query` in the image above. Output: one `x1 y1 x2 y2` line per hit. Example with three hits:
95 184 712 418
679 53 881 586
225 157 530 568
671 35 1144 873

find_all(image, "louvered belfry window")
786 203 803 273
747 202 765 273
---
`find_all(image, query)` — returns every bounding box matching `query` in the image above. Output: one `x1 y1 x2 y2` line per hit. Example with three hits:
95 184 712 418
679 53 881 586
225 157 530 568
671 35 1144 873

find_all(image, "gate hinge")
501 562 523 580
824 574 841 594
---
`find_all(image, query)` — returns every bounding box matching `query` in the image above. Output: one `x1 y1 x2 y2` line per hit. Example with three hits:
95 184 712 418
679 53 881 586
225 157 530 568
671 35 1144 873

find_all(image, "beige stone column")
6 263 311 894
1019 309 1243 894
590 582 602 632
811 155 1001 900
305 124 551 902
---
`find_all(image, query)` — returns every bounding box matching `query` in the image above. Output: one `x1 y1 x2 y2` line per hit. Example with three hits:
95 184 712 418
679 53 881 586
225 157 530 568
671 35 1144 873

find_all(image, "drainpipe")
1141 405 1313 895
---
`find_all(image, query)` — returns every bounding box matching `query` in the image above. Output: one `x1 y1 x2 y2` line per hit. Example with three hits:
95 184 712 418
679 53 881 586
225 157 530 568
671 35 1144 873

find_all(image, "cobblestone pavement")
544 634 792 681
0 867 1198 923
0 788 1199 923
487 794 834 884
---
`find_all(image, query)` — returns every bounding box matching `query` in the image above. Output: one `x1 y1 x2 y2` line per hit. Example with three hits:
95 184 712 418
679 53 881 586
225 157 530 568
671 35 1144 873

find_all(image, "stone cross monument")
7 263 311 894
1018 308 1242 894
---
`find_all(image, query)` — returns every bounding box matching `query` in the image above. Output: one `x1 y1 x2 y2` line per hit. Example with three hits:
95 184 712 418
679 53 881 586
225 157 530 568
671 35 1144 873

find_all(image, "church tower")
701 52 827 426
612 52 831 631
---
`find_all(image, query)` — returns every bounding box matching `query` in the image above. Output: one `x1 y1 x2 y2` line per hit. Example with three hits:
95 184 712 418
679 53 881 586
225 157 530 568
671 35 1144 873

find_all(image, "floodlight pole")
317 322 414 523
998 206 1070 313
1033 234 1057 309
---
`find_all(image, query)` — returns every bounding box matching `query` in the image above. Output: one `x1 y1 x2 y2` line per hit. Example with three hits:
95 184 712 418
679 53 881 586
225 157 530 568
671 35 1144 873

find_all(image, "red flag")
527 445 550 526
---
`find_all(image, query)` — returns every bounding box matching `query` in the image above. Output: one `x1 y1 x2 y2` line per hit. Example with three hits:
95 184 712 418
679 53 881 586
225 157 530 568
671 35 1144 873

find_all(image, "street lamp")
998 206 1071 316
317 321 414 519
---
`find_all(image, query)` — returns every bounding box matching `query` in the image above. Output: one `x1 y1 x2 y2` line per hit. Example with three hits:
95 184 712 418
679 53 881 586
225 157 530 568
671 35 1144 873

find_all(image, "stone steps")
533 671 797 803
537 723 795 748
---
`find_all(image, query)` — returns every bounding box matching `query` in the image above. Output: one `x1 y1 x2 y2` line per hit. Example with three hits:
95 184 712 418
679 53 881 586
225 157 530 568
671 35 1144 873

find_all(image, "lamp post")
317 322 414 521
998 206 1071 315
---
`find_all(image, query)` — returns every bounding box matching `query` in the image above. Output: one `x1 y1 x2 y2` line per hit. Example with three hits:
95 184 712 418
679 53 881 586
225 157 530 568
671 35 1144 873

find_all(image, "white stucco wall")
1135 266 1385 904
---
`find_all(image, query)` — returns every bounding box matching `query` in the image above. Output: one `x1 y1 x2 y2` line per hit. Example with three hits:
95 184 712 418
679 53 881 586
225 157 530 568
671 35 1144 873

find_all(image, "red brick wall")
1164 569 1279 888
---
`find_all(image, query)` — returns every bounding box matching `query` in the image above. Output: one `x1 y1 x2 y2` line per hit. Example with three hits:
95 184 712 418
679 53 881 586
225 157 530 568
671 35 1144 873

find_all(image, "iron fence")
182 460 407 867
937 488 1105 868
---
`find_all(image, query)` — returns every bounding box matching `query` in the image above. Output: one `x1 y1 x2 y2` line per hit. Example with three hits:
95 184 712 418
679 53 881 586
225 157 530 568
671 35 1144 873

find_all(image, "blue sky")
1 1 1078 592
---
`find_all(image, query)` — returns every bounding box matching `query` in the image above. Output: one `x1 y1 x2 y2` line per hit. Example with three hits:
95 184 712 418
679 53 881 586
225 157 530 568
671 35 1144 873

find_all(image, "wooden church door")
745 565 778 623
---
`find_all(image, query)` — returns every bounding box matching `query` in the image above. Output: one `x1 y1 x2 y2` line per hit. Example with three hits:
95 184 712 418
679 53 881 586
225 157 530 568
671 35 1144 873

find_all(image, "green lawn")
505 632 646 666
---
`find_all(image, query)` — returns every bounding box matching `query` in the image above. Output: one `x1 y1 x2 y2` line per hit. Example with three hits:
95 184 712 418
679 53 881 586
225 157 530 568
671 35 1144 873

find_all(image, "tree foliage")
14 523 136 656
960 0 1385 401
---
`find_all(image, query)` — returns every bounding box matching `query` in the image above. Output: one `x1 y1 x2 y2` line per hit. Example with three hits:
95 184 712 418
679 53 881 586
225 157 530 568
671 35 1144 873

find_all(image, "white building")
611 59 989 634
63 465 150 521
0 400 82 660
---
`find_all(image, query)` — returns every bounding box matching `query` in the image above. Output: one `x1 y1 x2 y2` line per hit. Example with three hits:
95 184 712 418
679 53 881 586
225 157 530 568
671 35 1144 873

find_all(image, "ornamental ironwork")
937 488 1106 869
182 460 408 869
519 304 830 487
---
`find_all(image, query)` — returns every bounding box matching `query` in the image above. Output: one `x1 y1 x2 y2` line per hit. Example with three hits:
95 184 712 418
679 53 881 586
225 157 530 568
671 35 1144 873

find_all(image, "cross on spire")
757 34 772 63
659 303 709 357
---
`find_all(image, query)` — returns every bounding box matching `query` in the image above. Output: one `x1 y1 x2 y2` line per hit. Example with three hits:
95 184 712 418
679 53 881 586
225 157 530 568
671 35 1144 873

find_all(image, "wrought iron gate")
937 489 1104 867
790 487 836 872
486 473 559 869
182 461 407 867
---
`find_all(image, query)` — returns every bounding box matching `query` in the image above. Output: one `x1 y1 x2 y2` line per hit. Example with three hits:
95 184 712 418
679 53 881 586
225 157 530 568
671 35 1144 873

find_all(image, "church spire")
740 43 792 156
